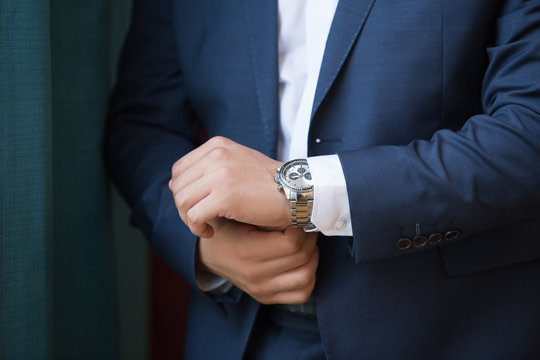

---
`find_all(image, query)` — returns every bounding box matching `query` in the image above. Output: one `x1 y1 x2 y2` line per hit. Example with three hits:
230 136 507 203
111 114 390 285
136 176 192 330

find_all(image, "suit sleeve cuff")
307 154 353 236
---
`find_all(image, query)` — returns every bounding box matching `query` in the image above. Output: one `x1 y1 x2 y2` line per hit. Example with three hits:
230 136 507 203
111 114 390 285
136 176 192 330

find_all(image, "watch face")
279 159 314 192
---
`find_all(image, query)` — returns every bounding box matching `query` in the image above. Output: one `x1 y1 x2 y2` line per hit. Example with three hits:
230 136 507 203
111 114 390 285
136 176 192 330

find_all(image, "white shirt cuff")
195 267 232 294
307 154 353 236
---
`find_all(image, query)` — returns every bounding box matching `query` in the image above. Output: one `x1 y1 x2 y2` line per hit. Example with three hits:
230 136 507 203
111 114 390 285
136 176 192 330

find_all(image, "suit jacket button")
412 235 427 248
428 233 443 245
397 238 412 250
445 230 461 241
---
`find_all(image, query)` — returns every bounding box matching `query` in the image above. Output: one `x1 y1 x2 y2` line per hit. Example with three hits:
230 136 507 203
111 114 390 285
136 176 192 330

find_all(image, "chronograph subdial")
287 171 312 188
281 160 313 191
288 172 300 180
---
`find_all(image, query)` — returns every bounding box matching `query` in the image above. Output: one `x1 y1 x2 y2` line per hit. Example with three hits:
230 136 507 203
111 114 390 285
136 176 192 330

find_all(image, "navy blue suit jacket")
106 0 540 358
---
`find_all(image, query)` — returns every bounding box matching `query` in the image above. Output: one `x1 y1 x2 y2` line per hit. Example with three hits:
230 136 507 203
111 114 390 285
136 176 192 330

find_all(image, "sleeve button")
412 235 427 248
444 230 461 241
428 233 443 245
397 238 412 250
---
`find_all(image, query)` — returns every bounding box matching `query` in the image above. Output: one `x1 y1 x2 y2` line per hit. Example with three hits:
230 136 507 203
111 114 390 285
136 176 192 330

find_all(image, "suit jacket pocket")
439 218 540 276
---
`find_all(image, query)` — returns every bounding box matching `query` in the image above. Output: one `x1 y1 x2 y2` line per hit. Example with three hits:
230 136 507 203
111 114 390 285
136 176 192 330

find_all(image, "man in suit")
106 0 540 358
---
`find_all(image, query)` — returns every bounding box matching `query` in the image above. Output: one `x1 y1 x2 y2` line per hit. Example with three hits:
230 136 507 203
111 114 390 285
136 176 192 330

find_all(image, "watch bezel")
277 159 314 193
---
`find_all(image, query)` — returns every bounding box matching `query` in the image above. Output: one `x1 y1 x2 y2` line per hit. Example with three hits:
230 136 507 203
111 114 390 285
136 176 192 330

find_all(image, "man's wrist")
274 159 314 229
277 193 293 228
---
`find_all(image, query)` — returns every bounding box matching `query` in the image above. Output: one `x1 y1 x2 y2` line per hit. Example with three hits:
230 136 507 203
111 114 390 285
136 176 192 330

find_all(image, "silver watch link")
274 159 314 228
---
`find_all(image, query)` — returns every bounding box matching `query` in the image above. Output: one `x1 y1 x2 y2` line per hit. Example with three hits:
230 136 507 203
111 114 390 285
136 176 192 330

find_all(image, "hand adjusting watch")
275 159 315 230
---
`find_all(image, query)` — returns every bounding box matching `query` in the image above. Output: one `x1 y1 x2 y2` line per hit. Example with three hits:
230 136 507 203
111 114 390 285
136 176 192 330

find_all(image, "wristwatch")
274 159 315 229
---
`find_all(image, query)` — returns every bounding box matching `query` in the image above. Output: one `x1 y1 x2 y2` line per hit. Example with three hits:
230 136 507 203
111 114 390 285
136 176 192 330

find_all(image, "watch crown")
274 175 283 190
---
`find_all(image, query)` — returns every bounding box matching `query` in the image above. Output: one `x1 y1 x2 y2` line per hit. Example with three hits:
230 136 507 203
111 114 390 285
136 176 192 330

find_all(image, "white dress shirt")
197 0 352 292
278 0 352 237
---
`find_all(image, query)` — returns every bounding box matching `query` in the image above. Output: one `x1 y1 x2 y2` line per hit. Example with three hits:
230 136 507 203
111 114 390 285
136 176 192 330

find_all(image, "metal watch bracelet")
291 197 313 227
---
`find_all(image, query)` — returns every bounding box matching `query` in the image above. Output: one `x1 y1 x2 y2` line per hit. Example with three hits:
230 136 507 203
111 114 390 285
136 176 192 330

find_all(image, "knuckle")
206 147 225 162
186 209 199 225
170 180 178 193
296 291 312 304
216 165 233 178
211 146 228 159
215 204 228 219
208 136 228 147
173 187 183 200
171 160 182 175
294 284 315 304
173 192 184 207
178 203 189 217
293 271 313 290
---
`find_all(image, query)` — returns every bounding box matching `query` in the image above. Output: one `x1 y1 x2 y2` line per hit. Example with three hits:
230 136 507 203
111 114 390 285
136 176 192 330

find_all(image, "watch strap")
291 197 313 227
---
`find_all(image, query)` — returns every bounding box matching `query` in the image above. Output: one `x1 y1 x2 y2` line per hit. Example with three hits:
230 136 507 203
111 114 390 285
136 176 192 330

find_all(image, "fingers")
233 228 319 304
196 220 319 305
233 233 317 289
169 160 205 195
263 235 317 274
176 172 247 237
171 172 215 232
170 150 234 236
170 138 243 236
237 226 317 262
169 136 292 237
185 195 222 237
247 246 319 305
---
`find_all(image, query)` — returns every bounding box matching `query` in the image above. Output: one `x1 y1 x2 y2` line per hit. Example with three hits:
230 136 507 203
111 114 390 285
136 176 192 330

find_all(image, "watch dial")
282 160 313 191
289 172 300 180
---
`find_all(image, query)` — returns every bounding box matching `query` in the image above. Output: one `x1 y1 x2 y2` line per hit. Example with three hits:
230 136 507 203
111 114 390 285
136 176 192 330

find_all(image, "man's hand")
197 218 319 305
169 136 291 238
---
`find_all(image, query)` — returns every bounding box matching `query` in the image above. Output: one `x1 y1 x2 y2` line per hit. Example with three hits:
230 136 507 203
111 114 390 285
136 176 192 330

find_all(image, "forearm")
339 1 540 263
340 107 540 263
105 0 202 284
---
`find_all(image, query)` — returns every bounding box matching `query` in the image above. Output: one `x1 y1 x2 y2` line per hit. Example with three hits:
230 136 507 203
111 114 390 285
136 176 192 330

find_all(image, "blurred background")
1 1 189 358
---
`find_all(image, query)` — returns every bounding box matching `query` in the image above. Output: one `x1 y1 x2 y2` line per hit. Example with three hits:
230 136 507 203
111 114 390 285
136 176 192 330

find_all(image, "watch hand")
289 172 300 180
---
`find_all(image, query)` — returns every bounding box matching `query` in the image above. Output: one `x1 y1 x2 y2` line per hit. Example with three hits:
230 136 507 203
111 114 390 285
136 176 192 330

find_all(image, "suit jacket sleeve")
338 0 540 263
105 0 209 298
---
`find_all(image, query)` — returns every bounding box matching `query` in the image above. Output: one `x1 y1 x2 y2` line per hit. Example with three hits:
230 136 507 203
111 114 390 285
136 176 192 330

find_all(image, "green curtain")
1 1 52 358
1 1 143 359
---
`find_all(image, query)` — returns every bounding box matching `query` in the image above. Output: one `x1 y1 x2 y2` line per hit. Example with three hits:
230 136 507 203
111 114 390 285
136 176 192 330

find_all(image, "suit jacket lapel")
312 0 376 118
242 0 280 158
